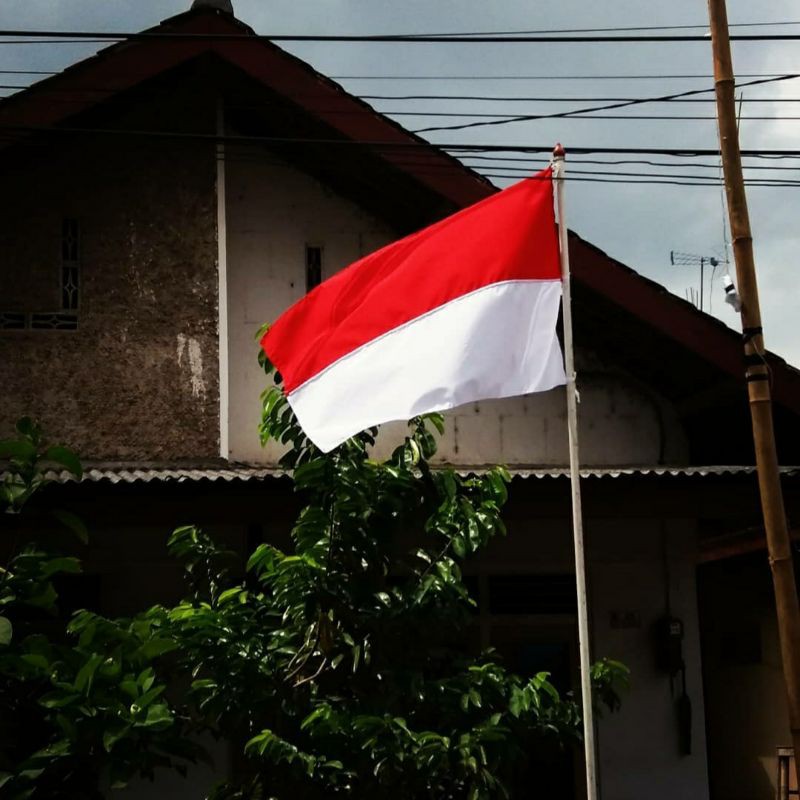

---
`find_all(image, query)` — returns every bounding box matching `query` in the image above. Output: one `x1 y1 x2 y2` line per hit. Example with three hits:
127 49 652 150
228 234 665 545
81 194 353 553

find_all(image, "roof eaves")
5 463 798 487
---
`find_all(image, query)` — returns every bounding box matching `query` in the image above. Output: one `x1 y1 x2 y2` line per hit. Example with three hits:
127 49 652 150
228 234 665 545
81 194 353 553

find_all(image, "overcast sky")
2 0 798 367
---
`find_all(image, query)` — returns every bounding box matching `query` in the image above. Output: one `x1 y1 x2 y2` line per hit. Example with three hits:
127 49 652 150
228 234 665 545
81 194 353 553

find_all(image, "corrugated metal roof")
37 465 289 485
501 465 800 479
7 463 798 486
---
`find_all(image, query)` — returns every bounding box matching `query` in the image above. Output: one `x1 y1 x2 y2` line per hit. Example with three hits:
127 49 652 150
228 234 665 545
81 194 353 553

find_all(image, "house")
1 1 799 798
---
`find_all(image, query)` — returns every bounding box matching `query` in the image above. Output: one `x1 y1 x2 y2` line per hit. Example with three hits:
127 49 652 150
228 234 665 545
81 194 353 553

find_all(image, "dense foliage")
0 420 201 798
0 390 627 798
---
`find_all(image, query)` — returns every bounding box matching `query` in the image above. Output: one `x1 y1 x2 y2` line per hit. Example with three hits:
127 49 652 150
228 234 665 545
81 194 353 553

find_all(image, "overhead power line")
3 123 800 160
361 94 800 103
409 20 800 37
1 69 796 81
197 146 800 188
5 79 800 105
2 29 800 43
331 73 793 80
4 76 798 132
412 73 800 133
207 149 800 188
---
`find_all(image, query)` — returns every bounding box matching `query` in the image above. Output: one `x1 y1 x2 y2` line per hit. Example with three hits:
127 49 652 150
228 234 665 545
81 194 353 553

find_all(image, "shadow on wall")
698 553 791 800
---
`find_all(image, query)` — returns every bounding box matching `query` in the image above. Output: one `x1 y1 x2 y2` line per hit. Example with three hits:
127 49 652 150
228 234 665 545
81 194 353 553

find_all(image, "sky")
1 0 798 367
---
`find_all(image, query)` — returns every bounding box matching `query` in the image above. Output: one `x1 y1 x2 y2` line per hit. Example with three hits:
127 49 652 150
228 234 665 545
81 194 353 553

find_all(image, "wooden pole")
707 0 800 771
553 144 599 800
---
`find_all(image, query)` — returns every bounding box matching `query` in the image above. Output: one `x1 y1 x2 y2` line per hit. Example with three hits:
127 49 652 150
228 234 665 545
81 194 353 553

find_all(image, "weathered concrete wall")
0 136 219 459
225 156 689 467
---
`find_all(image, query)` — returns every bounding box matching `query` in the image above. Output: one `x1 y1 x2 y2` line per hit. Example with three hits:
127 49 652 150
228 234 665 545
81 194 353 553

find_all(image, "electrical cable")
207 149 800 187
329 73 792 80
2 29 800 43
4 123 800 159
407 21 800 37
412 73 800 133
7 82 800 104
356 95 800 103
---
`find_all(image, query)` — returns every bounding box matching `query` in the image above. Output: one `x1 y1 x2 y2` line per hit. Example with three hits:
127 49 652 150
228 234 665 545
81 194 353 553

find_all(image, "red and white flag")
261 168 565 452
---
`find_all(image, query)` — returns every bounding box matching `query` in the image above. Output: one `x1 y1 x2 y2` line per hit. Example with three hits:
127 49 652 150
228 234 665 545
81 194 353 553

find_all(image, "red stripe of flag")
262 168 559 395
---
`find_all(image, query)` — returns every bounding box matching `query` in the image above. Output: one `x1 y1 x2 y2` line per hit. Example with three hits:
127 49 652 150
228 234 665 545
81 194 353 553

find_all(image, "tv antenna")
669 251 722 312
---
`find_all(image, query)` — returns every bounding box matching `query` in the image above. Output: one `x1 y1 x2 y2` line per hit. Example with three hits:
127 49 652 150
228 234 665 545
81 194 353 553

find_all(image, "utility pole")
708 0 800 774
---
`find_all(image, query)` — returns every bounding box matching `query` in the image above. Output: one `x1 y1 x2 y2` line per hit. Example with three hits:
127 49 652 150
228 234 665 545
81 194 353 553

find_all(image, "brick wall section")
0 135 219 459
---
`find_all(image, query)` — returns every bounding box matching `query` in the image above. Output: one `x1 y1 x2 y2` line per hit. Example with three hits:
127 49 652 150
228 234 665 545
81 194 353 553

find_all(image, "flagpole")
552 143 599 800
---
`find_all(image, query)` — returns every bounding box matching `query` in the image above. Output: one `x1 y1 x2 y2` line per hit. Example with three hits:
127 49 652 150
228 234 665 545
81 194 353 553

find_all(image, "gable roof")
1 4 798 423
0 6 491 209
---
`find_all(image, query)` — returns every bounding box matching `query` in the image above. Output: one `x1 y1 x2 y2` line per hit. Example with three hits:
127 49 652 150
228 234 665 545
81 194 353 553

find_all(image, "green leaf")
120 679 139 699
26 582 58 610
103 725 131 753
51 510 89 544
28 739 71 762
43 446 82 478
0 439 36 461
74 654 103 694
217 587 243 606
0 616 11 645
39 693 80 709
15 417 39 439
21 654 50 671
247 544 281 575
41 557 82 579
139 638 178 659
138 668 155 692
300 706 330 730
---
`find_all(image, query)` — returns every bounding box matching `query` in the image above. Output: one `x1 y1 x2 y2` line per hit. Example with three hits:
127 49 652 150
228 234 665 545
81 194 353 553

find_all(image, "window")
306 245 323 293
61 218 80 311
0 312 26 330
1 218 80 331
487 574 578 615
31 312 78 330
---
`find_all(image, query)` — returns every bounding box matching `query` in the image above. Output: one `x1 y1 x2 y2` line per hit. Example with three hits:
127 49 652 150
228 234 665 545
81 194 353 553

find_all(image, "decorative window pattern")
31 312 78 331
0 312 26 330
1 218 80 331
306 245 323 293
61 218 80 311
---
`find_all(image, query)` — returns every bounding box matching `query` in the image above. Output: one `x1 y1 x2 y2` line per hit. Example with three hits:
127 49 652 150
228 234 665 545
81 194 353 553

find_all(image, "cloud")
2 0 796 367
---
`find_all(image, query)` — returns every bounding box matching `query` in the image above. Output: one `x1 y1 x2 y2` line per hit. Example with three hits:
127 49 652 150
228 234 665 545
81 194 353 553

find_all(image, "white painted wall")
225 155 689 468
225 155 396 462
589 519 709 800
470 513 709 800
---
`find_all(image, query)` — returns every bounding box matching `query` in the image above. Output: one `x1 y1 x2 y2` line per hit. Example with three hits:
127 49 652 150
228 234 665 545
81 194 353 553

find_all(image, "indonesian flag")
261 168 566 452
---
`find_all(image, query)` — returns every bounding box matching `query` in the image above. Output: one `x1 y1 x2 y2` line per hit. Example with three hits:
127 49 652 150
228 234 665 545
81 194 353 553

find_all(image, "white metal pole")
552 143 599 800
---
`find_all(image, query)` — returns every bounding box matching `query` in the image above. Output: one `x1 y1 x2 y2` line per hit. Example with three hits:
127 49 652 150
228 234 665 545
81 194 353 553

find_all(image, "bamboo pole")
553 144 599 800
707 0 800 772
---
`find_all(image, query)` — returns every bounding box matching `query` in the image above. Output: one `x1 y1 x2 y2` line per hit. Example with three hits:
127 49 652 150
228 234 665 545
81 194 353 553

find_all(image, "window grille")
306 245 323 293
2 218 80 330
0 312 26 330
61 218 80 311
30 312 78 330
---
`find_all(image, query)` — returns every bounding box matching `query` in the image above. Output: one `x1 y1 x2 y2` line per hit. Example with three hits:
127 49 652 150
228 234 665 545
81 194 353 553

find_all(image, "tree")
156 365 627 798
0 420 203 799
0 390 626 798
